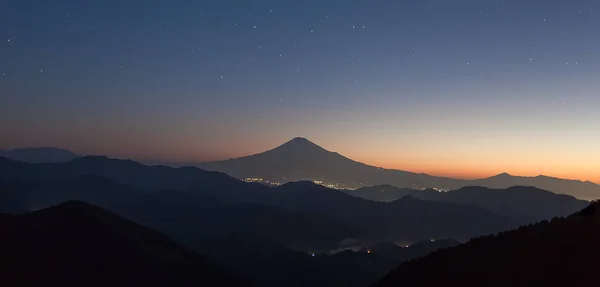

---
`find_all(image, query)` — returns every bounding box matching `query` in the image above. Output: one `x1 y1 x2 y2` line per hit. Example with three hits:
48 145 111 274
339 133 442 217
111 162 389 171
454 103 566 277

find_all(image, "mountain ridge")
0 200 245 287
373 201 600 287
0 157 516 244
198 137 600 200
0 147 79 163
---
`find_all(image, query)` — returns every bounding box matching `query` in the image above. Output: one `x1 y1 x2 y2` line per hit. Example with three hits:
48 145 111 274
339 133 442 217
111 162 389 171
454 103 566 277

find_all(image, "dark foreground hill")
196 234 460 287
0 201 245 287
374 202 600 287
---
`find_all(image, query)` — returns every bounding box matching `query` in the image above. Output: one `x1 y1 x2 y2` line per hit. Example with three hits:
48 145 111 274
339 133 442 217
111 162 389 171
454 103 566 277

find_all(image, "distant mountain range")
0 201 244 287
198 137 600 200
0 157 514 244
0 147 79 163
374 202 600 287
349 185 589 223
5 141 599 200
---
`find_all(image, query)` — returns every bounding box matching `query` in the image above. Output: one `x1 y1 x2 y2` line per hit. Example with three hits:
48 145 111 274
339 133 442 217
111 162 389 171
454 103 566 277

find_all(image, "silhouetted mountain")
0 155 266 203
0 201 245 287
374 202 600 287
368 239 460 262
0 147 79 163
261 181 515 242
353 185 589 223
0 176 357 250
0 158 516 244
198 138 600 200
472 173 600 201
348 185 418 202
196 234 459 287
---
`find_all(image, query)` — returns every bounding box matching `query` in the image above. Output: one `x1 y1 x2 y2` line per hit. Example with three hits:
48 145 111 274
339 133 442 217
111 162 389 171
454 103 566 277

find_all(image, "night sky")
1 0 599 182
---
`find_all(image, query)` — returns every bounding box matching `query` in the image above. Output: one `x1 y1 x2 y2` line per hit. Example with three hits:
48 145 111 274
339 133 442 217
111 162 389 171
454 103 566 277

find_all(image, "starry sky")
1 0 599 182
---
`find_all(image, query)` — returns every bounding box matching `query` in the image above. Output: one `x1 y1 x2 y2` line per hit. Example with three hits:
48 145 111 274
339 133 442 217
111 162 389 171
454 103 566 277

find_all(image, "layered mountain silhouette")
374 201 600 287
347 185 418 202
350 185 589 223
0 201 244 287
261 181 514 241
0 155 265 203
0 157 514 244
0 147 79 163
193 234 460 287
0 176 357 250
198 137 600 200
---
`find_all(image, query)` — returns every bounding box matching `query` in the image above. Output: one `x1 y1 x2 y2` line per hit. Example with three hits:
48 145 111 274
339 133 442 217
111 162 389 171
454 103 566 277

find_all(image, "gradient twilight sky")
1 0 599 182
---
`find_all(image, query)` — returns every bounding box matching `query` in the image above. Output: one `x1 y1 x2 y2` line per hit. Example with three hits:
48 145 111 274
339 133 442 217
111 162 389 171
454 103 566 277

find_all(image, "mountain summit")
198 138 600 200
198 137 358 183
264 137 334 158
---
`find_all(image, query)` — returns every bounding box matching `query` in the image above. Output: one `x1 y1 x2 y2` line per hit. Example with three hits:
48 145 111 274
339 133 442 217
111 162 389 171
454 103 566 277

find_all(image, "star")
120 66 124 70
269 9 273 13
7 39 10 43
362 25 365 29
466 61 470 65
310 29 314 33
253 25 257 29
1 72 5 76
352 25 356 29
40 69 44 73
529 58 533 61
279 53 283 57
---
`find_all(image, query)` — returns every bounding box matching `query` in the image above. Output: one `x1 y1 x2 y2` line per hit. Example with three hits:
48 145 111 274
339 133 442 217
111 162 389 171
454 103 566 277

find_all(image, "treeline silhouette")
374 201 600 287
